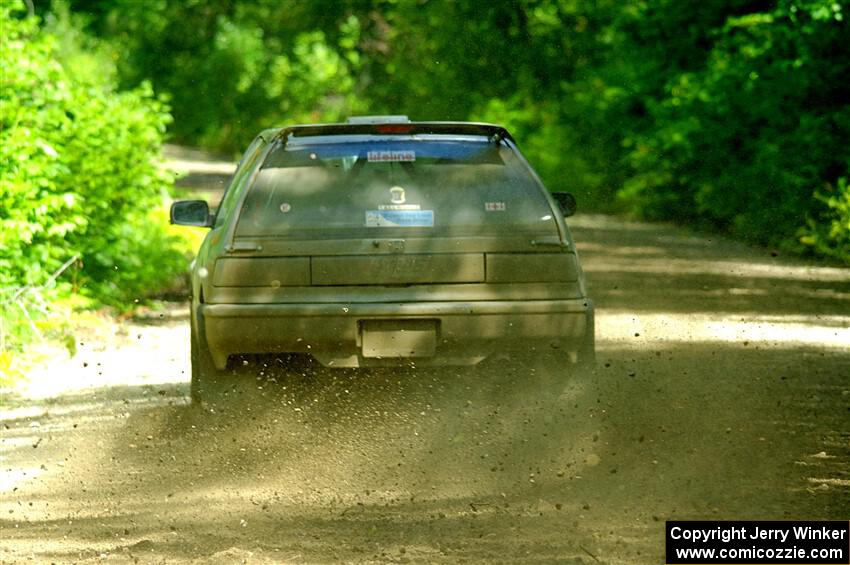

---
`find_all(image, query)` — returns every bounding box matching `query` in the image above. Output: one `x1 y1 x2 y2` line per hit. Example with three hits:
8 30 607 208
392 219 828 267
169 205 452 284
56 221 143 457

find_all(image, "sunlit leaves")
51 0 850 263
611 0 850 260
800 178 850 261
0 1 184 307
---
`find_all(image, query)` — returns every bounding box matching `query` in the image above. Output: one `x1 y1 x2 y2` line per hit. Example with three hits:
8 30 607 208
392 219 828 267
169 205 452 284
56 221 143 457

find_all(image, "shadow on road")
2 213 849 563
2 340 848 563
573 215 850 317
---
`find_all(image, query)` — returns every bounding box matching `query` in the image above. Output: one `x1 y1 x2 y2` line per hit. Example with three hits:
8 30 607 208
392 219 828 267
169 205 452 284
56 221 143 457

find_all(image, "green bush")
799 178 850 262
92 2 364 154
610 0 850 261
0 1 187 359
60 0 849 264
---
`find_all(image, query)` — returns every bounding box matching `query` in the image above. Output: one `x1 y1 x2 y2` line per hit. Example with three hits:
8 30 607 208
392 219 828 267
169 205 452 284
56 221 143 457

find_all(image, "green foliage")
800 178 850 261
2 0 847 377
610 0 850 259
0 1 189 362
82 0 365 154
52 0 850 265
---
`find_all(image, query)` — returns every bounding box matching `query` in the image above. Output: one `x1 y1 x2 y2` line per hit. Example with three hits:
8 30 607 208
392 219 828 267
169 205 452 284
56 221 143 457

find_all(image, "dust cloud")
2 215 848 563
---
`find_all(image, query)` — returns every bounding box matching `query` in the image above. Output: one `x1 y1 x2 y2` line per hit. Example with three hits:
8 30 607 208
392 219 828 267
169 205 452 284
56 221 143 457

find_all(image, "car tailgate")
312 253 484 285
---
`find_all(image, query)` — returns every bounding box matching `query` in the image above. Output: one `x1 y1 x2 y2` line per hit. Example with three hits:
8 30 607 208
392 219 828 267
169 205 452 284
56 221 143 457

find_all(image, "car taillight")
485 253 579 283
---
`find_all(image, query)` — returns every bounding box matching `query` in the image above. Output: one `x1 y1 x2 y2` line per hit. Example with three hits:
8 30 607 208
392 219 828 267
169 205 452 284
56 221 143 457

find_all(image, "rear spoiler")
273 122 514 144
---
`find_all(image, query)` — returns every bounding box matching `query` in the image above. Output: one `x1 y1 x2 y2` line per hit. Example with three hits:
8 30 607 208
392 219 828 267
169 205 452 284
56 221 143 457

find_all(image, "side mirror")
170 200 212 227
552 192 577 217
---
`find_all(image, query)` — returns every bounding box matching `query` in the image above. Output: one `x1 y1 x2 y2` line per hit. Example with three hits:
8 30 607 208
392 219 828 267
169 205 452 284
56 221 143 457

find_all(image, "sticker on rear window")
366 210 434 227
485 201 506 211
378 204 420 211
367 150 415 163
389 186 406 204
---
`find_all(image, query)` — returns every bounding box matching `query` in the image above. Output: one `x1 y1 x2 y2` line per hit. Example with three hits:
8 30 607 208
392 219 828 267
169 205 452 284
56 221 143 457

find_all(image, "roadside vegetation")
0 3 194 381
66 0 849 262
2 0 848 380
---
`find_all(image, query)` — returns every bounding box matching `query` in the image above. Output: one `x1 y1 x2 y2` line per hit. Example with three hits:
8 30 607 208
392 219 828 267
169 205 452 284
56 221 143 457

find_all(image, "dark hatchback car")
172 117 594 402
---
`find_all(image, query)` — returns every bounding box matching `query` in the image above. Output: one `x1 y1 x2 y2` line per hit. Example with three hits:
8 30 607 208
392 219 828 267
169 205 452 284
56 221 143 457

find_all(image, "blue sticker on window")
366 210 434 227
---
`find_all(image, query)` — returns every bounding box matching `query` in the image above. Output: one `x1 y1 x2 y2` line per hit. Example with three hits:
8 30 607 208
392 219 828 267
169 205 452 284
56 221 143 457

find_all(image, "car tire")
190 309 228 405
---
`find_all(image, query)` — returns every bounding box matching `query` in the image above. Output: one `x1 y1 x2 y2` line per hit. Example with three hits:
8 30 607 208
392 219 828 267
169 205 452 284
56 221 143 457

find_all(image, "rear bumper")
201 299 593 368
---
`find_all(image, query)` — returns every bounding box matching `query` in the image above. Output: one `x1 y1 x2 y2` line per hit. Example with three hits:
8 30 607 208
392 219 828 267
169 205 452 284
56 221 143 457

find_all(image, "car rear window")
234 137 558 238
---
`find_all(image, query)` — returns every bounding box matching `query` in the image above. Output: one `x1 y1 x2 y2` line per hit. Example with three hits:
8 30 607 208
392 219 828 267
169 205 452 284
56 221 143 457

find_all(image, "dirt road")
2 214 848 564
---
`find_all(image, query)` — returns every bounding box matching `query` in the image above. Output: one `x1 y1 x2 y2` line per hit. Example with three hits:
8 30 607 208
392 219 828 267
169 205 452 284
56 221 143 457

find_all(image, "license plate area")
360 319 438 358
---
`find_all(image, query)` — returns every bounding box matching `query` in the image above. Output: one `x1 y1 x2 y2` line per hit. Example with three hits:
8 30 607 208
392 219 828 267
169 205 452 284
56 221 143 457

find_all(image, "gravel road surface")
2 211 848 564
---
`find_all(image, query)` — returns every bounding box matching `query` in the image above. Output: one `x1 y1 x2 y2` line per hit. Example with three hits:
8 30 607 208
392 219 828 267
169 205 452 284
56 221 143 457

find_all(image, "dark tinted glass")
234 137 557 238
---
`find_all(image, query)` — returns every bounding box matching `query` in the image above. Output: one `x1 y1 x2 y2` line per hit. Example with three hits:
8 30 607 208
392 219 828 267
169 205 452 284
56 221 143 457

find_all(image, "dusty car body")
171 117 594 402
